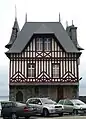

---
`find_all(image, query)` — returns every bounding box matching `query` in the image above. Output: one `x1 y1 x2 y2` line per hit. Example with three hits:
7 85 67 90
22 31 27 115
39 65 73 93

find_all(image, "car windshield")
58 100 64 104
41 98 56 104
71 100 85 105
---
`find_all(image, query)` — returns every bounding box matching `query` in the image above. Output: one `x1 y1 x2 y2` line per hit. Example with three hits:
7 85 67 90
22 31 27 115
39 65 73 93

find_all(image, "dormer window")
44 38 51 51
36 37 51 51
36 38 43 51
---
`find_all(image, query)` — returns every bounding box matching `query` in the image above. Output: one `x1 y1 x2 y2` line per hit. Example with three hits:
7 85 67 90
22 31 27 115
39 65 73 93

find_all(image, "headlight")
50 106 54 108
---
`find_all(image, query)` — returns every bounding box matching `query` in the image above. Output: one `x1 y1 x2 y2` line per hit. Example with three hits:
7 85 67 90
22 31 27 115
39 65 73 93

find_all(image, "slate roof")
5 19 20 49
6 22 81 53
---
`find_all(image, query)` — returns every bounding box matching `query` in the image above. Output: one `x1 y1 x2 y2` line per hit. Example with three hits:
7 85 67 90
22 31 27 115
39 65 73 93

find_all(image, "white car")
58 99 86 115
26 97 63 117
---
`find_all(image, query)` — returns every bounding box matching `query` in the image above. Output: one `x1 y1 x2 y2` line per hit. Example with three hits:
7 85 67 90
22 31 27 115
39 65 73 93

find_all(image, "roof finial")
66 21 68 28
59 12 61 23
72 20 73 25
25 13 27 22
15 5 17 21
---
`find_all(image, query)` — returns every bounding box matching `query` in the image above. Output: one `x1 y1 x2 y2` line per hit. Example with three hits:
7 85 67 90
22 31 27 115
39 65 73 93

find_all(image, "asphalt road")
30 115 86 119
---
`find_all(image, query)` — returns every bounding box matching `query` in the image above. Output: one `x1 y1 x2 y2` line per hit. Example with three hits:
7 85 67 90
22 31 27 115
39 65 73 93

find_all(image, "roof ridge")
35 23 53 33
26 22 59 23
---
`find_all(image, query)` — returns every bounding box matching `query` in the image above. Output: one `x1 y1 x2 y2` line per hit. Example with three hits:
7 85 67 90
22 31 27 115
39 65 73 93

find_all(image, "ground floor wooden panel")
9 85 79 102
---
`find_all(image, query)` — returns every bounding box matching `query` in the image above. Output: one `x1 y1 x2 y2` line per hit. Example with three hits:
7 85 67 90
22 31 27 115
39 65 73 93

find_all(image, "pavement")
30 115 86 119
0 115 86 119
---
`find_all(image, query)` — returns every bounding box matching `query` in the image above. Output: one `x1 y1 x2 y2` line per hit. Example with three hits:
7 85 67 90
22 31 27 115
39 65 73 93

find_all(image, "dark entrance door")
16 91 23 102
57 86 63 101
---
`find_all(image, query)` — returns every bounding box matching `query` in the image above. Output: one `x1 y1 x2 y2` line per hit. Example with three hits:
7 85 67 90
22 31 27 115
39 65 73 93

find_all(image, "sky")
0 0 86 96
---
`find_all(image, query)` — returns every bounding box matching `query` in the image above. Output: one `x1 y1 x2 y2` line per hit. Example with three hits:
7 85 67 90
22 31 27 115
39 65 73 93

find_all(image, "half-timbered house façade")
5 17 83 102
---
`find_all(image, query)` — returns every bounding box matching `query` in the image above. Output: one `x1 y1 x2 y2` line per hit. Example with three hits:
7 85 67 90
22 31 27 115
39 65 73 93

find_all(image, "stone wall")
9 85 78 102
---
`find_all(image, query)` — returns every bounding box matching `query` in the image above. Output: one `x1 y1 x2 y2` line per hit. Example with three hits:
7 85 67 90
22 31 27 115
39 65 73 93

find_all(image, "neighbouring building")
5 16 83 102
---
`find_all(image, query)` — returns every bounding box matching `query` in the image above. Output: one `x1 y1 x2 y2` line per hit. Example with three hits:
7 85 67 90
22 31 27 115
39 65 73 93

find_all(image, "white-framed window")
36 37 51 51
28 64 35 77
36 38 43 51
53 64 59 78
44 38 51 51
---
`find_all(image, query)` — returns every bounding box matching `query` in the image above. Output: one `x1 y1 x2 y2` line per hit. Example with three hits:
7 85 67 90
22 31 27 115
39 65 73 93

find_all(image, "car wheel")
11 113 17 119
73 109 78 115
69 112 73 115
43 108 49 117
58 113 63 116
25 116 30 119
3 116 7 119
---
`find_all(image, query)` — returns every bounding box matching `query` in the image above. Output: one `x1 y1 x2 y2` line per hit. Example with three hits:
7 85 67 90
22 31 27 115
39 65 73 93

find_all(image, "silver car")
26 97 63 117
58 99 86 115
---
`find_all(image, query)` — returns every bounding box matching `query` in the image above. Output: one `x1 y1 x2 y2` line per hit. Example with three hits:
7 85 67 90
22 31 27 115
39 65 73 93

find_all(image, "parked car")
0 102 2 117
1 101 37 119
58 99 86 115
26 97 63 117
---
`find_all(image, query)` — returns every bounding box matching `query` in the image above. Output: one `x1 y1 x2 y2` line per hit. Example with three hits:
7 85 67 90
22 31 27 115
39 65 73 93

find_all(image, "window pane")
48 43 51 51
44 43 47 51
44 38 51 51
53 64 59 78
28 69 31 77
36 38 43 51
32 69 35 77
40 42 43 51
28 64 35 77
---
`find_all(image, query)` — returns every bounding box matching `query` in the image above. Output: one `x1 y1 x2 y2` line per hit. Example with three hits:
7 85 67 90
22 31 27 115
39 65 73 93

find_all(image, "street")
31 115 86 119
1 115 86 119
30 115 86 119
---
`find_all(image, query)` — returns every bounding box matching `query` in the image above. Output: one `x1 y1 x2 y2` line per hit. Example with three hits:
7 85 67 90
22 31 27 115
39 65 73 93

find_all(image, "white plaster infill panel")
62 72 76 79
37 72 50 79
10 72 26 82
62 72 77 82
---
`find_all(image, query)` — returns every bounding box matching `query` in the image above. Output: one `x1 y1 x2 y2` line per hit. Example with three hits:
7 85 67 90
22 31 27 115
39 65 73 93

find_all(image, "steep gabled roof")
6 22 80 53
35 24 53 33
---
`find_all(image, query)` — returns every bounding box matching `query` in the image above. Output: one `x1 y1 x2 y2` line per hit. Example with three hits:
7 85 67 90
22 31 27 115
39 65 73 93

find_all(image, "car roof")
0 101 25 104
0 101 12 103
27 97 50 100
1 101 26 107
61 99 81 101
26 97 51 101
